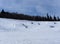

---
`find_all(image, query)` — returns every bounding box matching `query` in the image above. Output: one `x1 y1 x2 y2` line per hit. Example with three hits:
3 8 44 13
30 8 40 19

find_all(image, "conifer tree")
1 9 5 13
47 13 50 20
54 15 56 21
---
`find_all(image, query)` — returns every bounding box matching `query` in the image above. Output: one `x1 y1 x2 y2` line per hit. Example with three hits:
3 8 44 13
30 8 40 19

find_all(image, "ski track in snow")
0 18 60 44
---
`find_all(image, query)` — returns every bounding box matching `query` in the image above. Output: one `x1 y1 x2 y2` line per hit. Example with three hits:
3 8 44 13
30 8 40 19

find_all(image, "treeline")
0 9 60 21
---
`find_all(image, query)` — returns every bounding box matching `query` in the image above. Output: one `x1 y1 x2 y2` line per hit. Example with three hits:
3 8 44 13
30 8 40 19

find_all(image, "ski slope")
0 18 60 44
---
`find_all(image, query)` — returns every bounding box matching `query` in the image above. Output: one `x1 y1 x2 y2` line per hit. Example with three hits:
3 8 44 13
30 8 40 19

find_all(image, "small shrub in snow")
38 23 40 25
50 26 55 28
31 22 33 24
22 24 28 28
22 24 25 26
54 22 56 24
25 26 28 28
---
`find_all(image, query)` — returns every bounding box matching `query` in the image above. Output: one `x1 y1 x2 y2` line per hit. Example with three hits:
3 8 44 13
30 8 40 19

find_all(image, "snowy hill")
0 18 60 44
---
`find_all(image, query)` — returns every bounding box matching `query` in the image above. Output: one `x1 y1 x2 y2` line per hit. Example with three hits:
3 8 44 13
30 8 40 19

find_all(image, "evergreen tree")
49 16 52 21
47 13 50 21
1 9 5 13
54 15 57 21
57 16 60 21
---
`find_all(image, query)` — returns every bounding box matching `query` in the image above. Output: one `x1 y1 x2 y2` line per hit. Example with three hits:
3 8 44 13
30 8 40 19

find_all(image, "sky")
0 0 60 16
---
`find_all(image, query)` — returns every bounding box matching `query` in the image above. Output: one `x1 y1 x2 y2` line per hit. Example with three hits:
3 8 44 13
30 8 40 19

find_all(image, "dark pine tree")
57 16 60 21
1 9 5 13
54 15 57 21
49 16 52 21
46 13 50 21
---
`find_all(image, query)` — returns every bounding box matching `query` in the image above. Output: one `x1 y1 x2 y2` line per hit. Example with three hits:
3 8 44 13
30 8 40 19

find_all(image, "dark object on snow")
22 24 28 28
54 22 56 24
31 22 33 24
50 26 55 28
38 23 40 25
24 26 28 28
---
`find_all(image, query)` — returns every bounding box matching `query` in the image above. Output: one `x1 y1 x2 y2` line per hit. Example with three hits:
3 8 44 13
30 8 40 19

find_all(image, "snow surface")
0 18 60 44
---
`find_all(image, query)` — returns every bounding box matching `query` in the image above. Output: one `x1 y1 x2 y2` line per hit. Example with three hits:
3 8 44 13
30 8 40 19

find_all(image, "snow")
0 18 60 44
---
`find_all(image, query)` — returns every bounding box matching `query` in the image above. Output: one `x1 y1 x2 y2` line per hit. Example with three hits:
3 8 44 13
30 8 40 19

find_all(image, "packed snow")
0 18 60 44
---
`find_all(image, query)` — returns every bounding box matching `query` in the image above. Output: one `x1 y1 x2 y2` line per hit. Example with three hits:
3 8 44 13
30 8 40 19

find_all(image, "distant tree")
49 16 52 21
42 16 45 21
57 16 60 21
33 16 35 21
54 15 57 21
46 13 50 21
1 9 5 13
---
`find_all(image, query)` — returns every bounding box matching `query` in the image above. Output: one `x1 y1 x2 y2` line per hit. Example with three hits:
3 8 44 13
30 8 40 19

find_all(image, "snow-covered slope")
0 18 60 44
